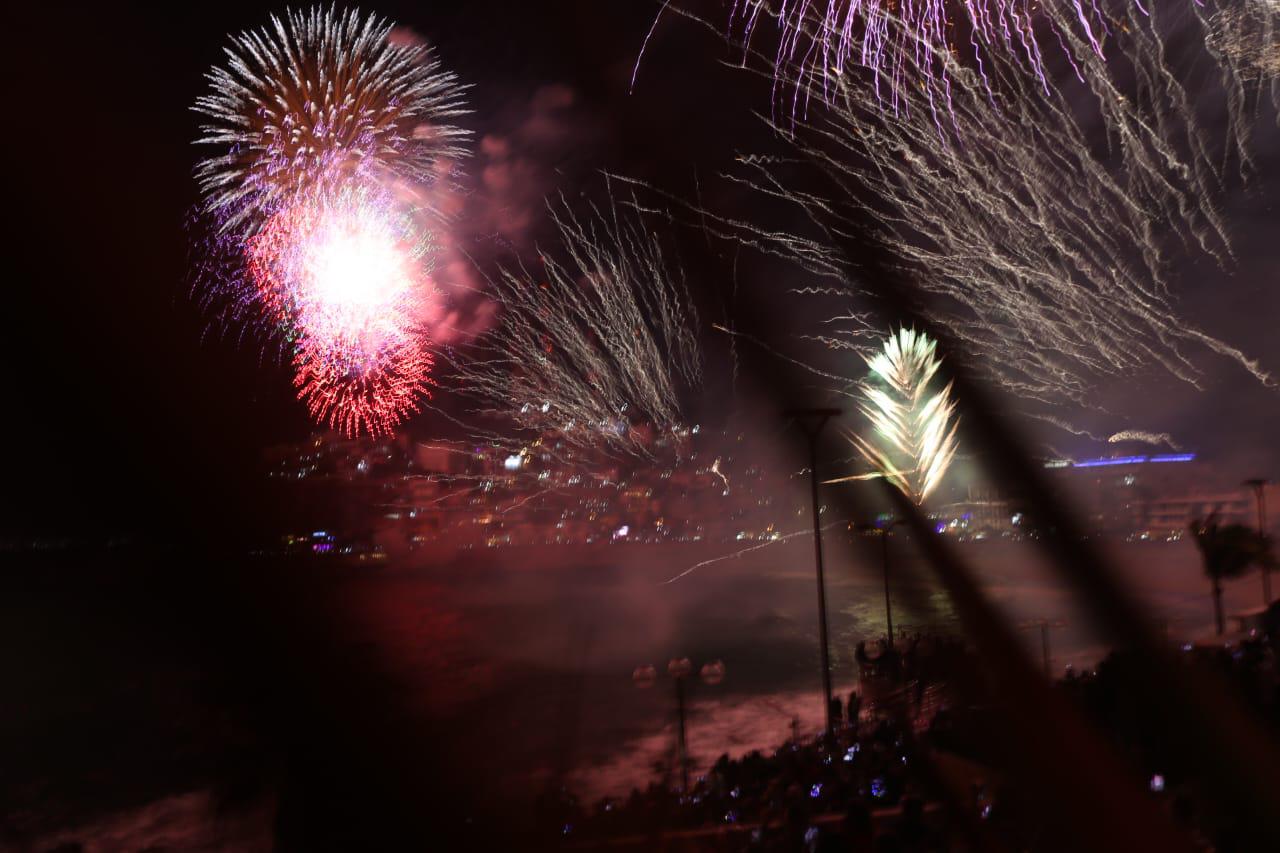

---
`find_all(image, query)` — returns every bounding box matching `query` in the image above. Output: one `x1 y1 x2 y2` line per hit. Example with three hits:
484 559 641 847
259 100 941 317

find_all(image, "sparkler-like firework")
450 202 701 458
838 329 959 505
192 6 469 436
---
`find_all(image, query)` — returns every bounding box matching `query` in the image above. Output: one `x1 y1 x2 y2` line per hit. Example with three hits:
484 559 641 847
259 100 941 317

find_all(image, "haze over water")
359 537 1252 800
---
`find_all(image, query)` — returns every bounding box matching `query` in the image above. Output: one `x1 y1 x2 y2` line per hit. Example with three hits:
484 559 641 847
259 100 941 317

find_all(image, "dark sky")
5 2 1277 540
3 2 757 540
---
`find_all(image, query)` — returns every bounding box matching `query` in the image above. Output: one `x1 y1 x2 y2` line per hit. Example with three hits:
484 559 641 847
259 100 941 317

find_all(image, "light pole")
857 519 903 645
785 407 842 735
633 658 726 792
1244 479 1270 605
1019 618 1068 677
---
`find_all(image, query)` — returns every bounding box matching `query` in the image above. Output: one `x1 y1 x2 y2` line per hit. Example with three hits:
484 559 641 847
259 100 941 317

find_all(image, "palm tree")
1189 514 1276 635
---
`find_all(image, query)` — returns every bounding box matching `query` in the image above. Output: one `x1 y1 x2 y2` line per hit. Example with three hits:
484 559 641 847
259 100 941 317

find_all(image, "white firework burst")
193 5 469 232
847 328 959 505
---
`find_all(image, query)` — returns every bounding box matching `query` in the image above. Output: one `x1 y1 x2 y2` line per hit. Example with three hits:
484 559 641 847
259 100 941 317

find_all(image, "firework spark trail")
449 200 702 459
500 486 567 514
1037 0 1257 262
661 519 852 584
625 3 1274 416
1108 430 1184 449
686 1 1277 269
824 467 911 484
710 457 731 492
191 6 470 436
730 0 1054 122
1203 0 1280 127
709 324 853 386
726 0 1277 165
1027 414 1110 441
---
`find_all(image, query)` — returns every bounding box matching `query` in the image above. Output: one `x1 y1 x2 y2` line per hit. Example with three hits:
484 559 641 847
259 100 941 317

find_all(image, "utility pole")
785 407 842 735
674 674 688 791
1245 479 1270 605
857 520 902 646
1019 619 1066 678
1041 622 1051 678
881 527 894 645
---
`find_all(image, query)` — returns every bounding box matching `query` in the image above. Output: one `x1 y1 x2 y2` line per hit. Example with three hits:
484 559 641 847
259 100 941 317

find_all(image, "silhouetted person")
843 800 875 853
894 795 940 852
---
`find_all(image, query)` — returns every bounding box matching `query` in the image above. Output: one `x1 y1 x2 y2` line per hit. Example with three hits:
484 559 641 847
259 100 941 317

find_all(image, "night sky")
6 1 1278 540
5 2 753 539
4 6 1280 851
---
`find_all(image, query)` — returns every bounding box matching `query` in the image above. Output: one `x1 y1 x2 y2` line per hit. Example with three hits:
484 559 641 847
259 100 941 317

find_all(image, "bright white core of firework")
309 223 408 321
287 207 422 370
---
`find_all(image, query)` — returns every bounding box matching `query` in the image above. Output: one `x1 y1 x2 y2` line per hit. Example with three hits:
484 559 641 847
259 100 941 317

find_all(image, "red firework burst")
292 334 434 437
244 183 435 435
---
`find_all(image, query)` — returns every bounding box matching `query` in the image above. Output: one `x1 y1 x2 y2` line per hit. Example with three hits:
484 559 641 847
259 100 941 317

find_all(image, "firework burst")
191 6 469 436
839 328 959 505
245 182 436 435
193 5 468 233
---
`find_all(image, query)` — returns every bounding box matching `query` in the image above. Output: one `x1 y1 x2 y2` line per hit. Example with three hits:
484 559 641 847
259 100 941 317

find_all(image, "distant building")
1146 492 1253 535
1040 453 1273 538
935 486 1019 538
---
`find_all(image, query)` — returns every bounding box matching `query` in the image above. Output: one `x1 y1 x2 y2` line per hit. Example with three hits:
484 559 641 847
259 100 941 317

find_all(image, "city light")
1072 454 1197 468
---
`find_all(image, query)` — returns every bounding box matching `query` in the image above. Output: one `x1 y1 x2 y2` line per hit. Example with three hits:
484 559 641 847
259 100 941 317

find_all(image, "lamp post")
633 658 726 792
785 407 843 735
879 520 901 645
856 520 904 646
1244 479 1270 605
1018 618 1068 677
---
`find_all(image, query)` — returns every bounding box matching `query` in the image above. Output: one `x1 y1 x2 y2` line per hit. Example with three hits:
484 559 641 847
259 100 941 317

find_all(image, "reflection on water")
5 537 1260 846
569 688 828 800
365 537 1254 802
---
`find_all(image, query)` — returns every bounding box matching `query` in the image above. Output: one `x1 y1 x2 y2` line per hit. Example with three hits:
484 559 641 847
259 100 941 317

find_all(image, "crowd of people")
539 625 1280 851
542 714 941 851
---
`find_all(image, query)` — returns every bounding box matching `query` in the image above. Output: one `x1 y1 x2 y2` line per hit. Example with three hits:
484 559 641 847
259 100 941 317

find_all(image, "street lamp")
785 407 842 735
632 658 727 792
1244 479 1271 605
